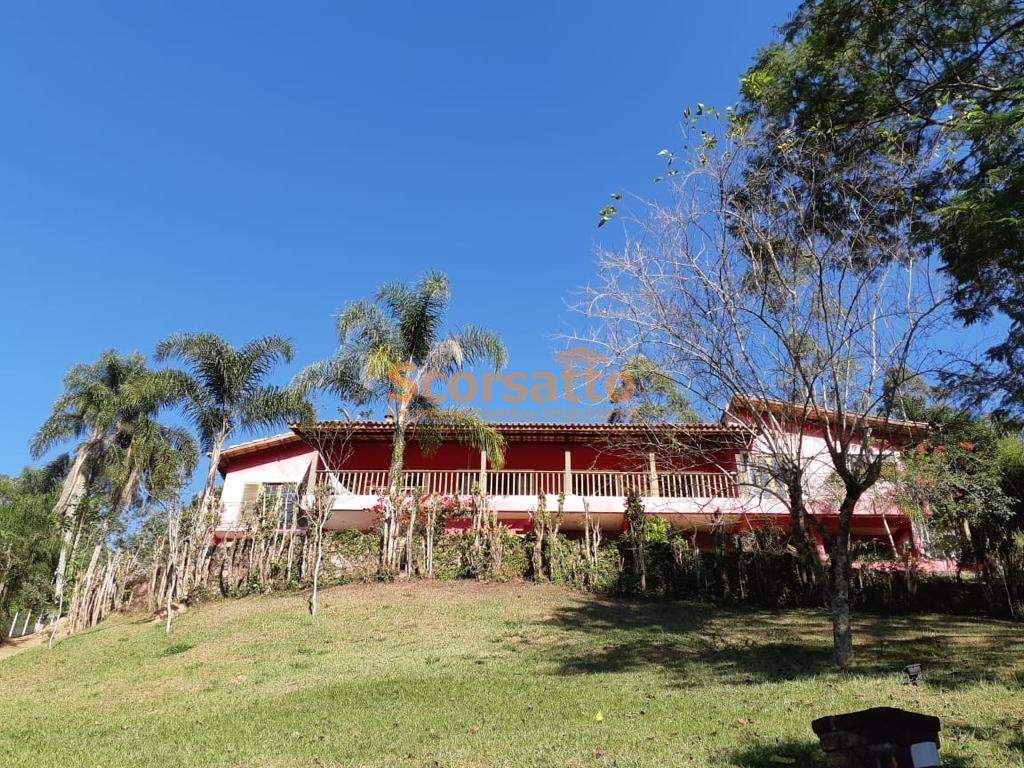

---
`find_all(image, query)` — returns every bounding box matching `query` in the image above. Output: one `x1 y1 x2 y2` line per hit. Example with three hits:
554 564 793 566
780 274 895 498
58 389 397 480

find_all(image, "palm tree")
107 417 198 513
154 333 313 520
32 352 184 602
293 271 507 571
104 369 199 515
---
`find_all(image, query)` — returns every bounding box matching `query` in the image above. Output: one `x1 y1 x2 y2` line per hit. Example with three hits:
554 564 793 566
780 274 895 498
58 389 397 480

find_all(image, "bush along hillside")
134 488 1010 625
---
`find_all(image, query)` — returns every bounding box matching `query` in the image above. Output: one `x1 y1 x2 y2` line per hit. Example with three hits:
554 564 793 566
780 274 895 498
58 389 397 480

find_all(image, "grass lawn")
1 581 1022 767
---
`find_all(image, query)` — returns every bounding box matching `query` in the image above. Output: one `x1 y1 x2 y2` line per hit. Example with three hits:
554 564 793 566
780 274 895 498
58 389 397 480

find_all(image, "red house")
213 397 933 561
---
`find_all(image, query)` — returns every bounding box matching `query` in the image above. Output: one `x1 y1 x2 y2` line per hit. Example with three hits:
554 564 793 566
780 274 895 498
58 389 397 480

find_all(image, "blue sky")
1 1 806 475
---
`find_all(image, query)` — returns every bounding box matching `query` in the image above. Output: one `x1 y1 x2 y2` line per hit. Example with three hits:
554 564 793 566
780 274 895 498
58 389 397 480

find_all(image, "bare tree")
530 494 547 581
291 420 356 612
165 502 182 633
582 119 948 667
305 481 336 616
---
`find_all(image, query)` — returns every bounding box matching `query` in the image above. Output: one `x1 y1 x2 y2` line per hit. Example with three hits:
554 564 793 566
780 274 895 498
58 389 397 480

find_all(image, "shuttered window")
241 483 261 508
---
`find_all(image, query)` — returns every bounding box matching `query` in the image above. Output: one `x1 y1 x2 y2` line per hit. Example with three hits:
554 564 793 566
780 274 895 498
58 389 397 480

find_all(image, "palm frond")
238 335 296 385
362 344 401 389
18 455 71 493
421 338 465 378
30 410 85 458
417 407 506 469
336 300 395 349
31 350 150 457
395 271 451 363
238 385 314 433
293 351 376 406
454 325 508 372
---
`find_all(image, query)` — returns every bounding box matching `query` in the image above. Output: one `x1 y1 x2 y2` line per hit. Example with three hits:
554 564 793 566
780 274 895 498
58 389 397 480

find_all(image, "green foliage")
292 271 507 468
0 470 61 619
155 333 313 452
429 532 465 580
741 0 1024 415
902 407 1017 557
899 404 1024 610
33 350 195 511
32 350 150 458
320 530 380 583
641 515 670 544
607 355 699 424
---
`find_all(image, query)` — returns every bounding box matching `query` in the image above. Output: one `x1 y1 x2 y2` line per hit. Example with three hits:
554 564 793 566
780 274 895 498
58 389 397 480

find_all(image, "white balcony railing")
316 468 739 499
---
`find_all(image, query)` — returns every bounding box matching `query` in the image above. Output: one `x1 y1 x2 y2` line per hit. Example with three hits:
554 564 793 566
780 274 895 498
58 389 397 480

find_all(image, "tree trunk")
546 497 563 580
309 524 324 615
424 505 436 578
531 515 545 581
405 503 418 577
786 482 827 601
829 535 854 669
113 444 140 517
52 435 98 602
198 430 228 520
829 490 861 670
381 419 407 574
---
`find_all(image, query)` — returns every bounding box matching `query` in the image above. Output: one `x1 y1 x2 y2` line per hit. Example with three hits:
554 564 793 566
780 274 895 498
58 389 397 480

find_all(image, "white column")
648 452 659 497
564 450 572 496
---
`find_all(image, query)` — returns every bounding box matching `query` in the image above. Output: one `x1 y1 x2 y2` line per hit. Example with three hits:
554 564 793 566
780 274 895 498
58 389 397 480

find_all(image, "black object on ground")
811 707 941 767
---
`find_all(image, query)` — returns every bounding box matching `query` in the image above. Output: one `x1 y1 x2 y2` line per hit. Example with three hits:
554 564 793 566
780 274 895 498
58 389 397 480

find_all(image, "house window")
240 482 299 527
262 483 299 524
743 452 785 497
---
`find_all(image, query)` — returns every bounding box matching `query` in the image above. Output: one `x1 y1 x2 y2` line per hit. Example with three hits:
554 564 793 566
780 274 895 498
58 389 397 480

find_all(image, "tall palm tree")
107 418 198 513
293 271 507 570
155 333 313 519
32 352 183 601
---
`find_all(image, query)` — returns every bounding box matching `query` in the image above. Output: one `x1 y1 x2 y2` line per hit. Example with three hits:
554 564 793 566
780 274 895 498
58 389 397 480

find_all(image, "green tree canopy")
607 355 699 424
741 0 1024 415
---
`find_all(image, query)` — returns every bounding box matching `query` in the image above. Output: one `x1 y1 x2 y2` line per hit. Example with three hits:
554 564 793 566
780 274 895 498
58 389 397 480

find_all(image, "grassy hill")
1 582 1021 767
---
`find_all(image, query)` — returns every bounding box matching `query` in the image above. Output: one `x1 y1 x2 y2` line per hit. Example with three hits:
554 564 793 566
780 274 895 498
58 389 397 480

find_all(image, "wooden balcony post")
564 450 572 496
479 450 487 495
306 452 319 498
648 452 658 497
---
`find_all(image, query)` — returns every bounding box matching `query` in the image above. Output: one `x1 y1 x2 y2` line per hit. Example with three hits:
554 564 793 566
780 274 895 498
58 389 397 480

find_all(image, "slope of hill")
1 581 1021 767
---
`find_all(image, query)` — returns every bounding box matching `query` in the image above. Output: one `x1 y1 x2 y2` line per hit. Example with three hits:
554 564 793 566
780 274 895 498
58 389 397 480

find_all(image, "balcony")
316 468 740 499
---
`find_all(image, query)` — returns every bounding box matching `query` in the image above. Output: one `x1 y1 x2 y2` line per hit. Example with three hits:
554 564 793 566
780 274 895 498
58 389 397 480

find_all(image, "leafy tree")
882 368 933 421
741 0 1024 414
294 271 507 574
155 334 313 519
0 467 63 626
607 355 699 424
902 405 1024 611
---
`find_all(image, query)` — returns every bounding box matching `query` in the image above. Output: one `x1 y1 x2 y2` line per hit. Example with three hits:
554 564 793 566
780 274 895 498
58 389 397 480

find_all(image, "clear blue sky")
0 1 801 475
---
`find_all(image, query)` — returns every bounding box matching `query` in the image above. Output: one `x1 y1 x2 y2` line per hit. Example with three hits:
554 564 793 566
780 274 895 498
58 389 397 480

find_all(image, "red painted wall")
326 438 738 473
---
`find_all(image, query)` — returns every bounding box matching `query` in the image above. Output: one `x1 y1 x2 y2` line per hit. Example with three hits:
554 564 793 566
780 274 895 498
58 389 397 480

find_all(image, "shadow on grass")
540 595 1024 689
727 739 824 767
728 740 978 768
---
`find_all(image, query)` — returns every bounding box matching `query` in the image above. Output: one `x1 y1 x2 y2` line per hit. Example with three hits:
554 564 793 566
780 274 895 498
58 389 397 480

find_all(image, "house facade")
214 398 931 560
